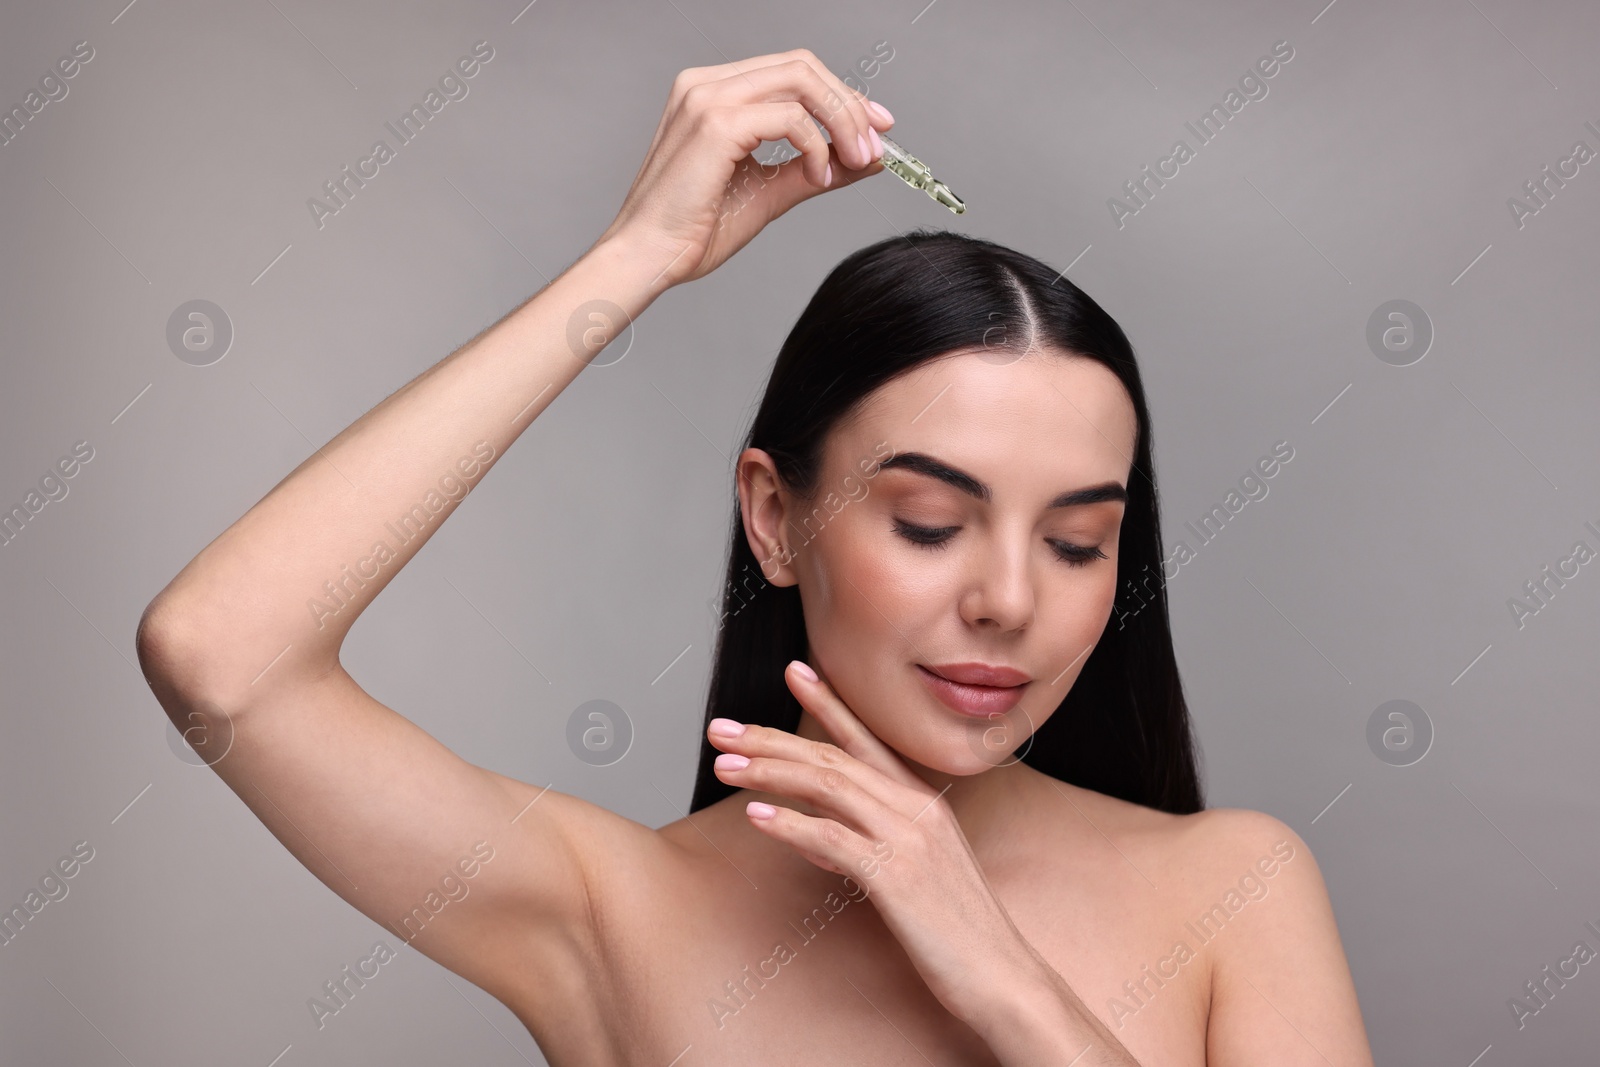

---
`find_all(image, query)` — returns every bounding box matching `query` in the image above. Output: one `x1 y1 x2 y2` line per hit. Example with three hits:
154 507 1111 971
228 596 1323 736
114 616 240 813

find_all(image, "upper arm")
1195 809 1375 1067
140 615 630 1009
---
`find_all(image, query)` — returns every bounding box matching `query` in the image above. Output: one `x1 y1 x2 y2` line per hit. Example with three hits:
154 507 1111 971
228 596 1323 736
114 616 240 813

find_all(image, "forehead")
831 349 1138 488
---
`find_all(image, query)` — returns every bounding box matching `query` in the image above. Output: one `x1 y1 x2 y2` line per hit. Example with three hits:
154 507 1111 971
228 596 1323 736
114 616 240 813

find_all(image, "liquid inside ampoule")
877 133 966 214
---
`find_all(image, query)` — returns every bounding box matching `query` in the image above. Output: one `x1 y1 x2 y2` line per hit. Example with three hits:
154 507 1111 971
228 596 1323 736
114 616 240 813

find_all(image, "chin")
871 711 1034 777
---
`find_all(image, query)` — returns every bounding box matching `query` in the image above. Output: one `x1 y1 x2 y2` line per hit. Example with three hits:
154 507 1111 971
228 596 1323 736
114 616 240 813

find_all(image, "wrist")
963 949 1076 1047
581 229 682 306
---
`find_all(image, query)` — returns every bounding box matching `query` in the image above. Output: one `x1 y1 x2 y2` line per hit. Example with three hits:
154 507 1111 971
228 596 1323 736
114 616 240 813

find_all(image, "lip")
916 663 1028 718
923 662 1031 687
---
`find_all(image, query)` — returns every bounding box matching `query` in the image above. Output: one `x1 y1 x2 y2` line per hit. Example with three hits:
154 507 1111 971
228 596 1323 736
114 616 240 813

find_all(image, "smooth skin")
136 49 1374 1066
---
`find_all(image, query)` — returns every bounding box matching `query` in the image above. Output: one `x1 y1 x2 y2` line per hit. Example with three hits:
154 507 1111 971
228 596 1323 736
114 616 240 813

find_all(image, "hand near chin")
706 660 1055 1029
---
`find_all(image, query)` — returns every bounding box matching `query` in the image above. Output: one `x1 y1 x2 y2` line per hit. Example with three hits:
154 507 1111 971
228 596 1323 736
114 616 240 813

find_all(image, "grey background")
2 0 1596 1063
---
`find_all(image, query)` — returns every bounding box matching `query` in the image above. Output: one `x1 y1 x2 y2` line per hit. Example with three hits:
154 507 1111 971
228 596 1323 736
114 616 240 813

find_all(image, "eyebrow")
878 451 1127 509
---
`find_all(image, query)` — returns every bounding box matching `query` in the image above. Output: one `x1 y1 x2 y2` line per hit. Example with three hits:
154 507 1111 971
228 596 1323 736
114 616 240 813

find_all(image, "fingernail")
790 660 819 683
867 126 883 159
856 132 871 167
709 718 746 738
716 753 750 771
824 161 833 187
866 99 894 125
747 801 777 820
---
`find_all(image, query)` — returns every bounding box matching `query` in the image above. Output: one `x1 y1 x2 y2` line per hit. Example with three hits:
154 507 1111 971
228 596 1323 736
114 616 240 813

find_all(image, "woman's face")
739 346 1139 775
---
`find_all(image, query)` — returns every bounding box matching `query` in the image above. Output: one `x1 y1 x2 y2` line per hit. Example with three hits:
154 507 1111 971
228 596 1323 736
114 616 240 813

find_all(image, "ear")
736 447 800 587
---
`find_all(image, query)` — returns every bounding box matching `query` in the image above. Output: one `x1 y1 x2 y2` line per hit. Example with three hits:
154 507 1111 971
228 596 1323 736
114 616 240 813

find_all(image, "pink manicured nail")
867 126 883 159
824 161 833 187
866 99 894 125
716 753 750 771
791 660 818 683
747 801 777 820
855 132 871 167
709 718 746 738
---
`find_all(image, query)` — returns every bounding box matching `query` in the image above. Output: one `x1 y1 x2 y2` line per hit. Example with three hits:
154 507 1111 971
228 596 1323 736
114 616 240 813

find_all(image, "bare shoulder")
1173 806 1307 878
1022 777 1297 876
1169 806 1330 960
1172 807 1375 1066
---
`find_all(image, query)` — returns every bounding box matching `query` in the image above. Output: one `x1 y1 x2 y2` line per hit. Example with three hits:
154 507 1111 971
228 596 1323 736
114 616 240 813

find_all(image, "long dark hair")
689 229 1204 815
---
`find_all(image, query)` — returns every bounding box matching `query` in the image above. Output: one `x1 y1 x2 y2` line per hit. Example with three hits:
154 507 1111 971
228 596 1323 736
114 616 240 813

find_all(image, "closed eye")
891 520 1108 568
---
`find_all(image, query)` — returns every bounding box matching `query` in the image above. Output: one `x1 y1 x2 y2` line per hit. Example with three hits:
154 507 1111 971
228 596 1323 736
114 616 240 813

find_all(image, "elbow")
136 595 181 686
135 593 336 720
136 597 245 768
136 595 244 708
136 595 209 708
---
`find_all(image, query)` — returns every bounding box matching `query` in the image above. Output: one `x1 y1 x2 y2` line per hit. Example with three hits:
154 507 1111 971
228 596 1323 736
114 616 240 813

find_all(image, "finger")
708 720 908 815
700 100 838 189
861 96 895 131
647 51 824 169
684 52 879 171
745 801 880 880
777 48 892 152
794 847 849 877
667 49 824 104
658 50 891 173
677 49 888 135
715 747 896 840
785 661 929 791
728 141 881 218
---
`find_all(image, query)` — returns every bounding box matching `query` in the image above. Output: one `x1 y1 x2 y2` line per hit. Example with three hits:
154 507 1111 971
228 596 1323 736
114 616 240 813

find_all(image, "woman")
136 49 1373 1066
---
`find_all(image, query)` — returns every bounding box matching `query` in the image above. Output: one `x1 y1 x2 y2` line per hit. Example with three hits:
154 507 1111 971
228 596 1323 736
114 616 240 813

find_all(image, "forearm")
974 957 1142 1066
140 235 670 702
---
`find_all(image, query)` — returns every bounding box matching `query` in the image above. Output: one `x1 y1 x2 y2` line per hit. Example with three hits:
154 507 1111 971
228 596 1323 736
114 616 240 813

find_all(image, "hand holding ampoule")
595 48 895 290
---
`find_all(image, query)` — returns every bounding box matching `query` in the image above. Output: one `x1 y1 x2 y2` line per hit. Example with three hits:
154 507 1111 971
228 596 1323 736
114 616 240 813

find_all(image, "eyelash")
892 520 1109 568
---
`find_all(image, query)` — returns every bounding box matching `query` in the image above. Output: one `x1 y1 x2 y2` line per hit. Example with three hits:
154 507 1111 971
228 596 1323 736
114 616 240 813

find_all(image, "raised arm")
134 234 674 1000
134 46 892 1013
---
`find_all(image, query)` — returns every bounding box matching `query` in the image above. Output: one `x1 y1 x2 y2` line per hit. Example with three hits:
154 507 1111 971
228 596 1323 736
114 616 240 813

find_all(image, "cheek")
801 520 929 650
1036 564 1120 696
1086 565 1118 630
795 522 939 710
1068 565 1119 646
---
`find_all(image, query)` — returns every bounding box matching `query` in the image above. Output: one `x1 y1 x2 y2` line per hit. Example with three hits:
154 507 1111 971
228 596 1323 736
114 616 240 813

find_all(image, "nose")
960 534 1035 632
